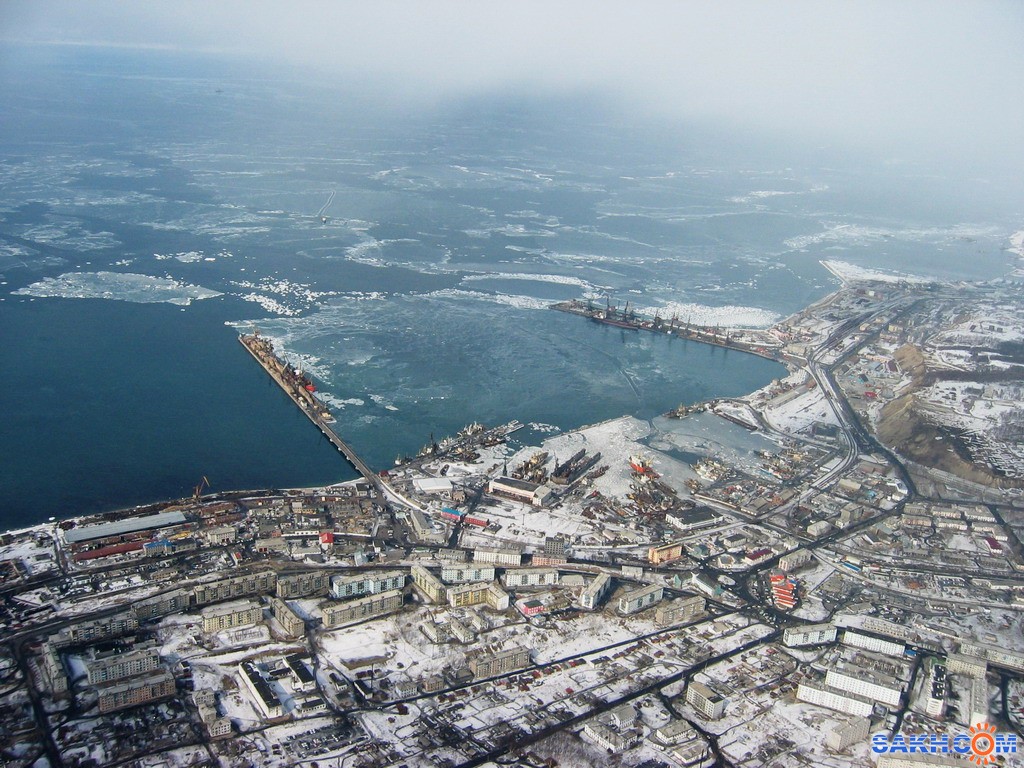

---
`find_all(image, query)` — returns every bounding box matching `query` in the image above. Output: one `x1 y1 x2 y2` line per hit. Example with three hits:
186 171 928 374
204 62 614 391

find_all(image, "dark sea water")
1 45 1020 526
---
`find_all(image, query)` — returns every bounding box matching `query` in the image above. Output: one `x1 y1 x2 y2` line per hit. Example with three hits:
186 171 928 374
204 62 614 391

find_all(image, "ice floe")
12 272 221 305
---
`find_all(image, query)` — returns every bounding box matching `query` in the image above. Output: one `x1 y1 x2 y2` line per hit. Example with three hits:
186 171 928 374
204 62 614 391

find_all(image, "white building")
488 476 552 507
779 548 812 571
826 666 903 709
202 601 263 634
617 584 664 615
926 664 946 719
501 568 559 588
796 681 874 717
330 570 405 599
238 662 282 719
842 629 905 657
442 565 496 584
686 680 726 719
580 572 612 610
969 677 989 725
472 546 523 566
826 717 870 751
783 623 837 647
85 647 161 685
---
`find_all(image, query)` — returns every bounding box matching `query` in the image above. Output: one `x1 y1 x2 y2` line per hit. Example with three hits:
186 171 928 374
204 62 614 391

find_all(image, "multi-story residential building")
56 613 139 646
330 570 405 599
202 525 237 545
193 570 277 606
40 642 68 696
468 646 531 678
86 647 161 685
276 571 330 599
446 582 509 610
97 669 176 713
946 653 987 678
441 565 496 584
202 601 262 633
779 548 812 571
617 584 664 615
926 664 947 718
970 677 989 725
133 589 190 622
411 564 447 603
580 572 611 610
842 630 905 657
502 568 559 588
796 681 874 717
321 589 404 628
267 596 305 638
472 546 523 567
958 641 1024 673
648 542 684 565
686 680 726 719
826 717 870 751
783 623 837 647
655 595 705 626
825 665 903 709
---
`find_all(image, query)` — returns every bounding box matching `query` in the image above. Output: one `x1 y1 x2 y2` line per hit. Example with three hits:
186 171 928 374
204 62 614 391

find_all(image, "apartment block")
321 589 404 628
202 601 262 633
276 571 330 599
97 669 175 714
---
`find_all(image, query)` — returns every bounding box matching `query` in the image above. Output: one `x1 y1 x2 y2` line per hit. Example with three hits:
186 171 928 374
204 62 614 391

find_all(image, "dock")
551 300 784 362
238 334 382 490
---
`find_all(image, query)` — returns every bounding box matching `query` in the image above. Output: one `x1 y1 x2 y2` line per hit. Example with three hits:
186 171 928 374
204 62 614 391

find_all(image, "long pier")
237 334 382 490
551 300 784 363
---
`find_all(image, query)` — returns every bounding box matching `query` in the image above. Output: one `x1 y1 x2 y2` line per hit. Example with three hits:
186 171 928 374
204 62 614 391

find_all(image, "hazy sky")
4 1 1024 173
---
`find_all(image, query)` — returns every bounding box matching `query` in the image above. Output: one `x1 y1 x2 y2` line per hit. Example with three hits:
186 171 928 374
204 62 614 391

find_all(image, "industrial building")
580 572 611 610
322 589 404 628
97 669 176 714
64 511 188 544
468 646 531 678
488 476 552 506
202 601 263 633
617 584 664 615
238 662 283 719
330 570 405 598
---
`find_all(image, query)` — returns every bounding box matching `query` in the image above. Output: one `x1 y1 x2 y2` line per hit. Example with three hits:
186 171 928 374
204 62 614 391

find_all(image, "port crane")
193 476 210 502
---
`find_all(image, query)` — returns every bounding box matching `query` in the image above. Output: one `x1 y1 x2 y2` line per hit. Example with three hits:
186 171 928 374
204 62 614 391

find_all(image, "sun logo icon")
968 722 999 765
